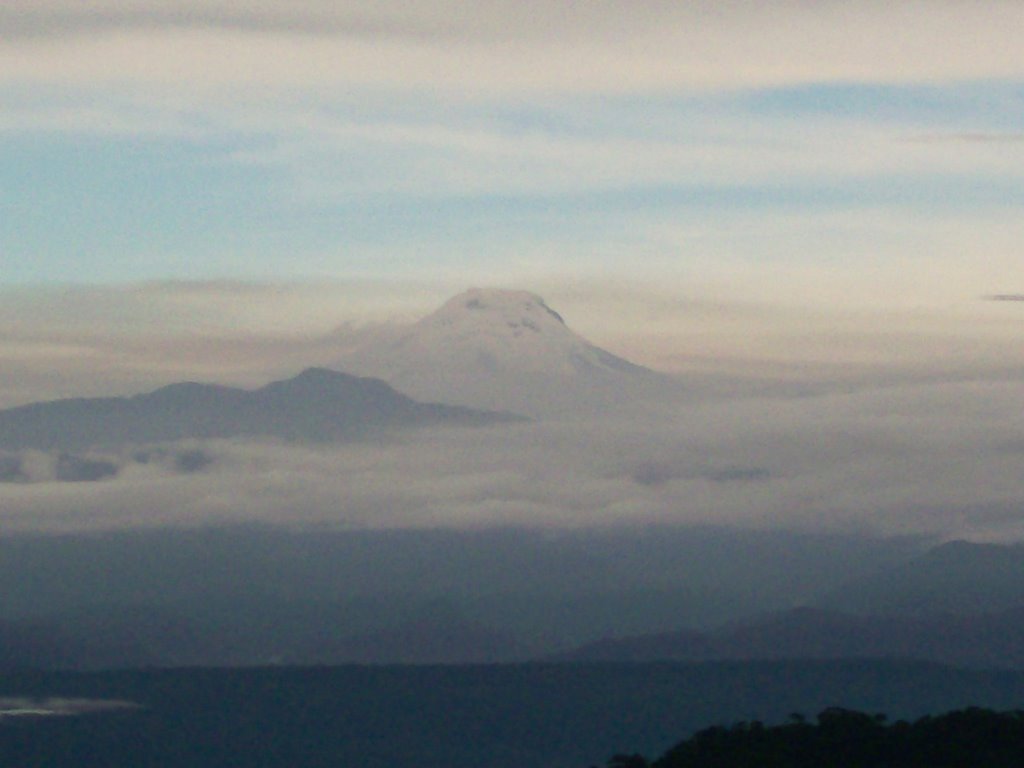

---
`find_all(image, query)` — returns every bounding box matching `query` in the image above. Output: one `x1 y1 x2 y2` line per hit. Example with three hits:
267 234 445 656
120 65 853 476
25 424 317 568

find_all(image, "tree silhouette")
603 707 1024 768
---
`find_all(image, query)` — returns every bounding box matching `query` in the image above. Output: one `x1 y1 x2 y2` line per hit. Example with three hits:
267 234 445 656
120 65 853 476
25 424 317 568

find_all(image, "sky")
2 2 1024 390
3 2 1023 291
2 2 1024 539
3 2 1024 395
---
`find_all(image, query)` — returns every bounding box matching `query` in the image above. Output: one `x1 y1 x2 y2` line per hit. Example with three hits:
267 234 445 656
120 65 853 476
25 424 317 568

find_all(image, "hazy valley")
6 5 1024 763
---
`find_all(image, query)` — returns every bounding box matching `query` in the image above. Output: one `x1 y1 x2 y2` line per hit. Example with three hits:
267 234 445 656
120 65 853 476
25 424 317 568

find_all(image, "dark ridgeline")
816 539 1024 616
601 707 1024 767
557 604 1024 669
0 367 519 451
557 537 1024 670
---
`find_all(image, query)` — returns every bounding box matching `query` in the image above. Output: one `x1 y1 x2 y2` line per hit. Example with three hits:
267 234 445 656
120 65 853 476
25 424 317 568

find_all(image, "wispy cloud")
0 104 946 197
908 133 1024 144
986 294 1024 302
3 2 1024 93
3 5 1023 289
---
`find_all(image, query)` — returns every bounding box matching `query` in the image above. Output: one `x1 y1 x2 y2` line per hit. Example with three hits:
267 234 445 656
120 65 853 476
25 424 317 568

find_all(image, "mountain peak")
337 288 667 416
257 367 384 397
434 288 566 328
397 287 616 377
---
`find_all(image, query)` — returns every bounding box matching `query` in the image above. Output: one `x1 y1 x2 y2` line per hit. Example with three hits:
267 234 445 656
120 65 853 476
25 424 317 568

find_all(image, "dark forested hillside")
602 707 1024 768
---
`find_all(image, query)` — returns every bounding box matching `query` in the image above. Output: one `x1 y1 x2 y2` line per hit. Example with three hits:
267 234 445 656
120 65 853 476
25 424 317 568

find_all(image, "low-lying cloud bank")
0 697 138 718
2 377 1023 541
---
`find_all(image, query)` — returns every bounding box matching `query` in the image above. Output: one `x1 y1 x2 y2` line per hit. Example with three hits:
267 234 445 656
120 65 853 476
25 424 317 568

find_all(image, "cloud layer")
3 375 1024 541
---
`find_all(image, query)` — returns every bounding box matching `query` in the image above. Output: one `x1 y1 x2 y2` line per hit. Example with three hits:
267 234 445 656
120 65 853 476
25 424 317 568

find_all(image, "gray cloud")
0 1 680 45
4 2 1024 94
0 2 797 43
54 453 119 483
630 461 771 488
0 454 28 483
910 133 1024 145
0 445 217 484
172 448 215 473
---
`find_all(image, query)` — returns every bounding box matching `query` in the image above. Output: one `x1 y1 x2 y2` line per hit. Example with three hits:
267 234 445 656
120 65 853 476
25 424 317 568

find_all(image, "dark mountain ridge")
816 538 1024 616
0 367 519 450
557 603 1024 669
0 525 918 667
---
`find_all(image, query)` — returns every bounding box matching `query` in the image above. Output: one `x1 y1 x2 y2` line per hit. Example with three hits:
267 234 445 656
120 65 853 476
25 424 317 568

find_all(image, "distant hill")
815 539 1024 616
0 367 518 451
0 600 530 668
0 621 124 671
557 604 1024 669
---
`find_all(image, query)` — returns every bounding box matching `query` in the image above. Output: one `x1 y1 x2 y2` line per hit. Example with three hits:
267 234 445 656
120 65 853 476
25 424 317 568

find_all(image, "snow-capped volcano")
338 288 667 416
392 288 647 377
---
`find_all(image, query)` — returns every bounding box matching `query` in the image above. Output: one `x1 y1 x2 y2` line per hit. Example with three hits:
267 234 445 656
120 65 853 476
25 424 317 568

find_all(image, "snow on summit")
338 288 664 417
406 288 641 376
